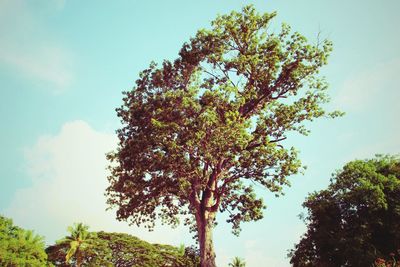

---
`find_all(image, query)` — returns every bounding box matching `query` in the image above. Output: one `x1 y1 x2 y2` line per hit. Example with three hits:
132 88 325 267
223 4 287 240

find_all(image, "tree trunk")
76 248 82 267
194 163 221 267
198 213 216 267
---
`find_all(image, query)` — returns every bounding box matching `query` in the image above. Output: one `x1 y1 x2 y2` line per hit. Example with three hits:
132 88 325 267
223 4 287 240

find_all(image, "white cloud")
4 120 188 245
0 0 73 91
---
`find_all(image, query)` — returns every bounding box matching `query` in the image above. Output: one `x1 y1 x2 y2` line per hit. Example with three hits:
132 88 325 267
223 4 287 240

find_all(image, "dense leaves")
289 155 400 267
106 5 340 266
50 223 99 267
0 215 48 266
47 228 199 267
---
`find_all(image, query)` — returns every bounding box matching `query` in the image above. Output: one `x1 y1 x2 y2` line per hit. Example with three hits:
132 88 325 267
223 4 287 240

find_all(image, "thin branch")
216 62 237 88
246 137 287 151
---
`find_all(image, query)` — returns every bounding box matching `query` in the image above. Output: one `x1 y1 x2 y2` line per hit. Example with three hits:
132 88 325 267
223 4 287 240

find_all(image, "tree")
229 256 246 267
47 230 198 266
0 215 49 266
55 223 97 267
106 5 340 267
289 155 400 267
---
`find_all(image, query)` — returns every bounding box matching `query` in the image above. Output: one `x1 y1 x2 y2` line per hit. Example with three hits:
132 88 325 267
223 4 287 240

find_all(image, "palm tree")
57 223 96 267
229 256 246 267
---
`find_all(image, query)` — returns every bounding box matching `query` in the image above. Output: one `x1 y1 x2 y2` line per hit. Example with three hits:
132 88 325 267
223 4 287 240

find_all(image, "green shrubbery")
0 216 199 267
0 215 49 266
47 229 200 267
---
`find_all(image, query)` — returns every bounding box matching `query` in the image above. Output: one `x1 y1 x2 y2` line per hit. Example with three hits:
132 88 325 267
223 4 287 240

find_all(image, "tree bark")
76 248 82 267
198 213 216 267
194 160 222 267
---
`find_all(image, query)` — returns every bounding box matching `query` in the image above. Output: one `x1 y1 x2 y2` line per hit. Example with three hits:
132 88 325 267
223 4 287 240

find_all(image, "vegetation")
289 155 400 267
4 154 399 267
2 3 398 267
51 223 98 267
229 256 246 267
46 223 200 267
374 253 400 267
0 215 198 267
106 5 340 266
0 215 48 266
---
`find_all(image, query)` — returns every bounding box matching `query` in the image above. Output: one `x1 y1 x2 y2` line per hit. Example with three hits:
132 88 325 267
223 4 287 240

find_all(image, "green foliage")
0 215 49 266
106 4 340 238
229 256 246 267
289 155 400 267
53 223 98 267
47 230 199 267
182 245 201 267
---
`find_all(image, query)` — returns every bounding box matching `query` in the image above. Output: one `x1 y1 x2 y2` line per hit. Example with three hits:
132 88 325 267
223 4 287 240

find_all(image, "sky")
0 0 399 266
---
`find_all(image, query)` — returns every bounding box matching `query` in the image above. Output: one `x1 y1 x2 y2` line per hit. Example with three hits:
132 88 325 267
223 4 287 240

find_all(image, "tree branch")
246 137 287 151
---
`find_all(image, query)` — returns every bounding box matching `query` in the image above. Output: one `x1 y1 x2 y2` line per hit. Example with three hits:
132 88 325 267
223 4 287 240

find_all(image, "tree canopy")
46 228 199 267
0 215 48 267
106 5 340 266
289 155 400 267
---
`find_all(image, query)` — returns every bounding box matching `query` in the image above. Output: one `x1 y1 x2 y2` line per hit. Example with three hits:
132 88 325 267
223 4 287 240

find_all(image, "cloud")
4 120 187 245
0 0 73 91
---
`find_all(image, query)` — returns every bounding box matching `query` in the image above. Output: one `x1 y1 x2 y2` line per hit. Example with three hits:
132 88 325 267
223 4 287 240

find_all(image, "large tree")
106 5 340 267
289 155 400 267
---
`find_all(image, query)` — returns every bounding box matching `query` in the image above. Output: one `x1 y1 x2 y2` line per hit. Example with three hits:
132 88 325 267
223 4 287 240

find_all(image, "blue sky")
1 0 399 266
